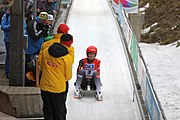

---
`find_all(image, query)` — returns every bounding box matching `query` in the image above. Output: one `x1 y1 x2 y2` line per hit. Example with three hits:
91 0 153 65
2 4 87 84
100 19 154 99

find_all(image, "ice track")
66 0 141 119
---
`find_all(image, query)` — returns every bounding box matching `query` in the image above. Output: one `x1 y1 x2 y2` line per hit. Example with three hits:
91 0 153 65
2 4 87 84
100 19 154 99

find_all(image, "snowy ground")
139 41 180 120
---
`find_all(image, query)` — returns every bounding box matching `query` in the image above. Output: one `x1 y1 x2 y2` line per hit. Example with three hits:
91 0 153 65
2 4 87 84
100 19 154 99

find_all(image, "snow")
139 41 180 120
139 3 150 12
141 22 158 35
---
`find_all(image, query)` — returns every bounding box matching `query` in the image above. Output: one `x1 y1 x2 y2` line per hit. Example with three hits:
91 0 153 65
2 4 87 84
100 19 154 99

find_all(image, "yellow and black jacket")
41 33 74 63
38 42 73 93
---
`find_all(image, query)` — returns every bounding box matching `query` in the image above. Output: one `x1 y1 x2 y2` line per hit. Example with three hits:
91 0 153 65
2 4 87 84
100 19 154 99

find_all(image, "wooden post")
9 0 25 86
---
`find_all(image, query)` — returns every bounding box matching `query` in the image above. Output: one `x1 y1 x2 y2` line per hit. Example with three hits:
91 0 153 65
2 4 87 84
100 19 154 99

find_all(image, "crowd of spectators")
1 1 74 119
0 0 59 24
0 0 61 80
25 0 59 24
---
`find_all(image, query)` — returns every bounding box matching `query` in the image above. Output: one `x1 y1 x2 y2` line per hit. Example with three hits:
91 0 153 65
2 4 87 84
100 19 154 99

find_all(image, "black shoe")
6 74 9 79
81 87 87 90
90 87 96 90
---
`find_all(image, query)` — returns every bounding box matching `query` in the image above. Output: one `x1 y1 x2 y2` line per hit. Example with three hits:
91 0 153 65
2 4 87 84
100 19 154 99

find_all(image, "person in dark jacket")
25 11 49 86
25 0 33 24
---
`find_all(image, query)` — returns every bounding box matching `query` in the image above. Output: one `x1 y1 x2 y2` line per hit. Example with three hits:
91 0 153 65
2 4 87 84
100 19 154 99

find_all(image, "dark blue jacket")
25 17 47 54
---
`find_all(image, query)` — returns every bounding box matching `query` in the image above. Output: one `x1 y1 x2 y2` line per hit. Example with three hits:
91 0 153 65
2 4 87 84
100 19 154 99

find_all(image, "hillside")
139 0 180 45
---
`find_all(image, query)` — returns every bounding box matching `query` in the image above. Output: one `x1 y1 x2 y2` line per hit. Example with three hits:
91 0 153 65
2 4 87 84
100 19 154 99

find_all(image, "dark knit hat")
60 34 73 47
57 24 69 34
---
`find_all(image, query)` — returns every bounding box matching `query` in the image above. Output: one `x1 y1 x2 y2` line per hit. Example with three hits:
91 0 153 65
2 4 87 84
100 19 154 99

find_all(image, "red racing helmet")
86 46 97 56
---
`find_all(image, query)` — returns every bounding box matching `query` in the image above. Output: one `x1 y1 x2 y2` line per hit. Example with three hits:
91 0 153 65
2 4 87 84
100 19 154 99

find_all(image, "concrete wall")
0 86 43 118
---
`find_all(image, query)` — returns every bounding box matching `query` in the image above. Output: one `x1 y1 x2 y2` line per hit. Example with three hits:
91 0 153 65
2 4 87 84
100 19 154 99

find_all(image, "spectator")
44 14 55 41
25 11 49 86
37 34 74 120
47 14 54 27
37 0 58 16
1 8 10 79
25 0 33 24
1 8 26 79
0 0 11 23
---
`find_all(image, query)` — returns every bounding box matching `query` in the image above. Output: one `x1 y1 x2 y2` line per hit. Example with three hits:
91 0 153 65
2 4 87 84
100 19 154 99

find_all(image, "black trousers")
63 81 69 118
41 90 66 120
64 81 69 102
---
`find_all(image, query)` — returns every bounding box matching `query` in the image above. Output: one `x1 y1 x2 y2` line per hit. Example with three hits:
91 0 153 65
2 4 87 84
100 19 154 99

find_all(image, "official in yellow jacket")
38 34 73 120
40 24 74 108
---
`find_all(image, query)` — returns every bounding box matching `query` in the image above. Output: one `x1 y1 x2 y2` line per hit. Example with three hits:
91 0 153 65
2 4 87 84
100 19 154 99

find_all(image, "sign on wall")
112 0 138 14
